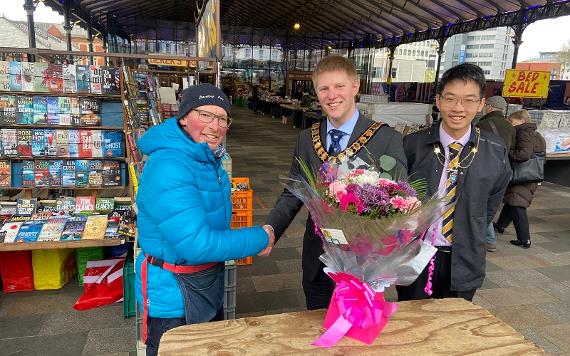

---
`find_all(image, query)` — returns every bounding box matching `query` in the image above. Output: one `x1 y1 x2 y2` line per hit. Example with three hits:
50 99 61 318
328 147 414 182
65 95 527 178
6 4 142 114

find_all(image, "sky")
0 0 569 61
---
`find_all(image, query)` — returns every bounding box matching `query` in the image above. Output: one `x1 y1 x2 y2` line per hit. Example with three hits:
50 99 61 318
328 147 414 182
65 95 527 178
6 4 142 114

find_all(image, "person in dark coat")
477 95 516 252
397 64 511 302
495 110 546 248
266 55 407 310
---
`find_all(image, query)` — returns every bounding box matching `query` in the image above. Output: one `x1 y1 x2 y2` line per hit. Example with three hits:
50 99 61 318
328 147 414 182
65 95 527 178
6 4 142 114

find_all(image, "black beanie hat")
178 83 231 119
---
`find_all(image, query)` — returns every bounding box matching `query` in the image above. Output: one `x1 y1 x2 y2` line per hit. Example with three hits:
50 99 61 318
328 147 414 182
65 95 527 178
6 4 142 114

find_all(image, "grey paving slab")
82 327 136 355
0 313 47 338
0 331 89 356
536 265 570 282
487 304 559 329
39 304 132 336
251 272 303 292
518 328 564 355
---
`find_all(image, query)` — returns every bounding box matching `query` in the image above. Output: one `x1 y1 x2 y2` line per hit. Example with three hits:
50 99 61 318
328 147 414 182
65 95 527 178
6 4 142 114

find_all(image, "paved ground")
0 106 569 355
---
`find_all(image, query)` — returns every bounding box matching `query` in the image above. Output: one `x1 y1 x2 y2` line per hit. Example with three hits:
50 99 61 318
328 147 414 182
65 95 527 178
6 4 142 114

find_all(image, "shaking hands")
258 225 275 257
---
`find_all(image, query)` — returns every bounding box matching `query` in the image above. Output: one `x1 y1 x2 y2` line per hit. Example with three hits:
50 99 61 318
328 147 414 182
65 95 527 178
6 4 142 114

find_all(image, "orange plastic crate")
236 256 253 266
231 210 253 229
231 178 253 211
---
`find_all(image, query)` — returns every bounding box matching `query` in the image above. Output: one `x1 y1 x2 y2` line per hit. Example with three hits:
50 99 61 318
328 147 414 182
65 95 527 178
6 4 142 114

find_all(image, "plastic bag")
73 258 125 311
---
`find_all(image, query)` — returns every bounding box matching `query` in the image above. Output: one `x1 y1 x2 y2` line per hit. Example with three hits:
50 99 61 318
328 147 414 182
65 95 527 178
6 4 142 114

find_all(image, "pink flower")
328 181 347 201
339 192 365 214
390 196 421 212
378 178 398 190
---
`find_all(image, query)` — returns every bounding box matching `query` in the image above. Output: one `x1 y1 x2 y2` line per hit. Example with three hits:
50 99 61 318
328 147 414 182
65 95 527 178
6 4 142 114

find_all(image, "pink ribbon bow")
313 272 398 347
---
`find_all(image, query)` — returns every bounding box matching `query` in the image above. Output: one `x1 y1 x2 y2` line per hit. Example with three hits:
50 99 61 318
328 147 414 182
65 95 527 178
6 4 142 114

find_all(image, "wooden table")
159 298 544 355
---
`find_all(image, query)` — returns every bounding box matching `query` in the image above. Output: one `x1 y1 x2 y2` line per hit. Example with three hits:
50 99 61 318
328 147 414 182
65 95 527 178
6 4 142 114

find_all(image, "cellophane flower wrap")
281 155 448 347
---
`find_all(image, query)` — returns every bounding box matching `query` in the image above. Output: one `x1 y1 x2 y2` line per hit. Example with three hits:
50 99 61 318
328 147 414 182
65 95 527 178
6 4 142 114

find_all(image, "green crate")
123 258 136 318
76 247 104 286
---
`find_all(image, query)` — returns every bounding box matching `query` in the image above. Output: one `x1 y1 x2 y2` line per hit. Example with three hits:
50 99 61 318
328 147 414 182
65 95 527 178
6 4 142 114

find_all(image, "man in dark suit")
397 64 511 302
265 56 407 310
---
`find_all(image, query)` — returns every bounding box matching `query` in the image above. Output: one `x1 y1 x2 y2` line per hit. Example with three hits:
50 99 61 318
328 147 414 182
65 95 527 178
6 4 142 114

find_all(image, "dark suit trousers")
496 204 530 243
396 249 476 302
303 263 335 310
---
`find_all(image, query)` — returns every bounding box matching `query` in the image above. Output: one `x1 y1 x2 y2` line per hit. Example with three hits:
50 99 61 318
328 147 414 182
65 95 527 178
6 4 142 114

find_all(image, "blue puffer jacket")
135 118 268 318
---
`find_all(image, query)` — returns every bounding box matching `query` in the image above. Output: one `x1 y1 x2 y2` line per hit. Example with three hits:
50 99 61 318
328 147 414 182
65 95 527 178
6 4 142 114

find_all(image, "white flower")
351 170 380 185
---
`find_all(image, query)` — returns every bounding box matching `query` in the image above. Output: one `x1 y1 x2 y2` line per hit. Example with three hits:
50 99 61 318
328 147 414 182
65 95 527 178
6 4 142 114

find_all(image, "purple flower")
396 180 417 198
355 184 389 212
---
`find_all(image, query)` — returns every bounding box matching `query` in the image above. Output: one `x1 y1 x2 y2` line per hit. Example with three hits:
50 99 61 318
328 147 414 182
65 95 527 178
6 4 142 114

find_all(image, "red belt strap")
141 256 149 344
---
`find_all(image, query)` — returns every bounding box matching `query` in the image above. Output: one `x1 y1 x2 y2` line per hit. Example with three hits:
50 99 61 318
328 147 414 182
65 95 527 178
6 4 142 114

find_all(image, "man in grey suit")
265 56 407 310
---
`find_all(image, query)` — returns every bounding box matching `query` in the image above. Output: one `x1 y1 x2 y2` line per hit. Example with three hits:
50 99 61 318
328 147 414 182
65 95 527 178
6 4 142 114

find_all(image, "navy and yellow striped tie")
442 142 462 243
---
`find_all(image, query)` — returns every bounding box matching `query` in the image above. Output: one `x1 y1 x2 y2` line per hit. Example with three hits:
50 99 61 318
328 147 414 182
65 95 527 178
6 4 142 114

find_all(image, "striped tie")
442 142 462 243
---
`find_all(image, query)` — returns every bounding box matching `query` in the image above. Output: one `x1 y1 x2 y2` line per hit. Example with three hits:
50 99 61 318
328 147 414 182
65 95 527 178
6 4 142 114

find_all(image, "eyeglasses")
439 95 481 109
193 109 232 128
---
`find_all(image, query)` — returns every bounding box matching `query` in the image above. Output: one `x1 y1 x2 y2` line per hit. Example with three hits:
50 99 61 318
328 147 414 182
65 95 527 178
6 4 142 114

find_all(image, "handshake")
258 225 275 257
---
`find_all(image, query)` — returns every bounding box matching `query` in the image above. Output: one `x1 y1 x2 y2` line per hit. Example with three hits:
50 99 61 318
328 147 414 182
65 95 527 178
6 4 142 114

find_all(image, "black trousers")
496 204 530 243
145 308 224 356
303 263 335 310
396 249 476 302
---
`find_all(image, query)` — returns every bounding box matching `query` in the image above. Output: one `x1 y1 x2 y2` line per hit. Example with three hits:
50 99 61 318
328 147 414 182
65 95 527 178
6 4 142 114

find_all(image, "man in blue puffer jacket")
134 83 274 355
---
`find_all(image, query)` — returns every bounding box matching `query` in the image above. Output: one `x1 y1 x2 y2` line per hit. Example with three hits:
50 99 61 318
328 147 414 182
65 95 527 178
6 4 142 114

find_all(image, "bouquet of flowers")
281 155 448 347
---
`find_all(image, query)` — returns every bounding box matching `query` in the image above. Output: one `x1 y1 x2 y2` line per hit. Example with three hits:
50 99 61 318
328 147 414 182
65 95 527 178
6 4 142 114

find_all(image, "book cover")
16 95 33 113
30 211 53 221
102 67 120 95
89 65 103 94
47 63 63 93
79 98 100 114
34 160 49 187
63 64 77 93
56 197 76 214
68 129 79 157
82 215 108 240
1 221 22 243
0 201 17 214
60 216 87 240
48 159 62 186
95 197 115 213
21 62 34 92
16 198 38 216
16 112 33 124
47 113 59 125
0 74 10 91
76 65 90 93
62 159 76 187
47 96 59 114
22 160 34 187
1 128 18 157
0 160 10 187
78 129 93 158
55 129 69 157
37 218 66 241
58 113 71 126
9 61 22 91
102 160 121 187
102 131 124 158
105 217 120 239
58 96 71 113
31 129 46 157
45 128 57 157
32 96 48 124
88 159 103 187
91 130 103 158
0 61 9 75
33 62 48 80
80 112 102 126
75 159 90 187
1 95 16 124
17 128 32 157
15 220 44 242
37 200 58 214
75 196 95 212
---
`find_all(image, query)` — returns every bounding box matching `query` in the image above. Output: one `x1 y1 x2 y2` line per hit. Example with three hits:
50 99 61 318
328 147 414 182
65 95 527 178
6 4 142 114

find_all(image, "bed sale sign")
502 69 550 99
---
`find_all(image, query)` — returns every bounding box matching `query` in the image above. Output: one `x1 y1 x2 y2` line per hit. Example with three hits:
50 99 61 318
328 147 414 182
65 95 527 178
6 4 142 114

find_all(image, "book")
75 159 90 187
17 128 32 157
9 61 22 91
91 130 103 158
47 96 59 114
1 128 18 157
37 218 66 241
0 95 16 125
0 74 10 91
55 129 69 157
47 63 63 93
79 98 100 114
37 200 58 214
56 197 76 214
88 159 103 187
0 61 9 75
59 96 71 113
60 216 87 240
61 159 76 187
0 160 10 187
102 131 124 158
82 215 108 239
0 201 17 215
102 67 120 95
31 129 47 157
102 160 121 187
45 128 57 156
68 129 79 157
1 221 23 243
15 220 44 242
21 62 34 91
48 160 62 186
78 129 93 158
89 65 103 94
75 195 95 212
34 160 49 187
16 96 33 124
63 64 77 93
76 65 90 93
22 160 35 187
16 198 38 216
95 197 115 213
105 216 120 239
30 211 53 221
32 96 48 124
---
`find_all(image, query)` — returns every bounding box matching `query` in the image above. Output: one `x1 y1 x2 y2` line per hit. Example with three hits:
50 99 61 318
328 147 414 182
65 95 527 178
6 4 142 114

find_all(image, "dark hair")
437 63 486 98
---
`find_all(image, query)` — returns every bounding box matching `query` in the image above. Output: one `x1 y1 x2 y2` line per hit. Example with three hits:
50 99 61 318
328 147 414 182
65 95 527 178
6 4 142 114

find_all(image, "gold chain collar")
433 127 481 171
311 122 383 163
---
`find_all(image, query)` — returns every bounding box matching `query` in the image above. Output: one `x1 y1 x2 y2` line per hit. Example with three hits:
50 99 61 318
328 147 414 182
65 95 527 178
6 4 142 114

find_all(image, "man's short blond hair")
508 109 530 123
312 55 358 88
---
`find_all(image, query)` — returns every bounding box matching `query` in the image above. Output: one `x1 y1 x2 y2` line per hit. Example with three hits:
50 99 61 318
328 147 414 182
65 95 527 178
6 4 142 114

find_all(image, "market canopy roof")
44 0 570 49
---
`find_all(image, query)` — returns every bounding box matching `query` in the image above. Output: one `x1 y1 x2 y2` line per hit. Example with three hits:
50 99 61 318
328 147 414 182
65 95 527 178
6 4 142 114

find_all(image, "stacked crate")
230 177 254 265
223 260 237 319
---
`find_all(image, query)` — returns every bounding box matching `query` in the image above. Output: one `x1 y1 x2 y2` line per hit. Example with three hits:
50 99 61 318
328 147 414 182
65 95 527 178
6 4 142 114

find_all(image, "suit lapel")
347 114 369 147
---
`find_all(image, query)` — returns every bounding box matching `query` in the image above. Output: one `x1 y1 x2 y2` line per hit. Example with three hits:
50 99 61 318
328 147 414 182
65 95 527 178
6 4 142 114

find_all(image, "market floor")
1 106 569 355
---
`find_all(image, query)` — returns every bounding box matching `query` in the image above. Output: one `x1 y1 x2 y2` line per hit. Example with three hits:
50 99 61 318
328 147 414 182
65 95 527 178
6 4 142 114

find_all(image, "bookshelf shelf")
4 91 122 100
2 124 124 131
1 157 126 161
0 238 125 251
